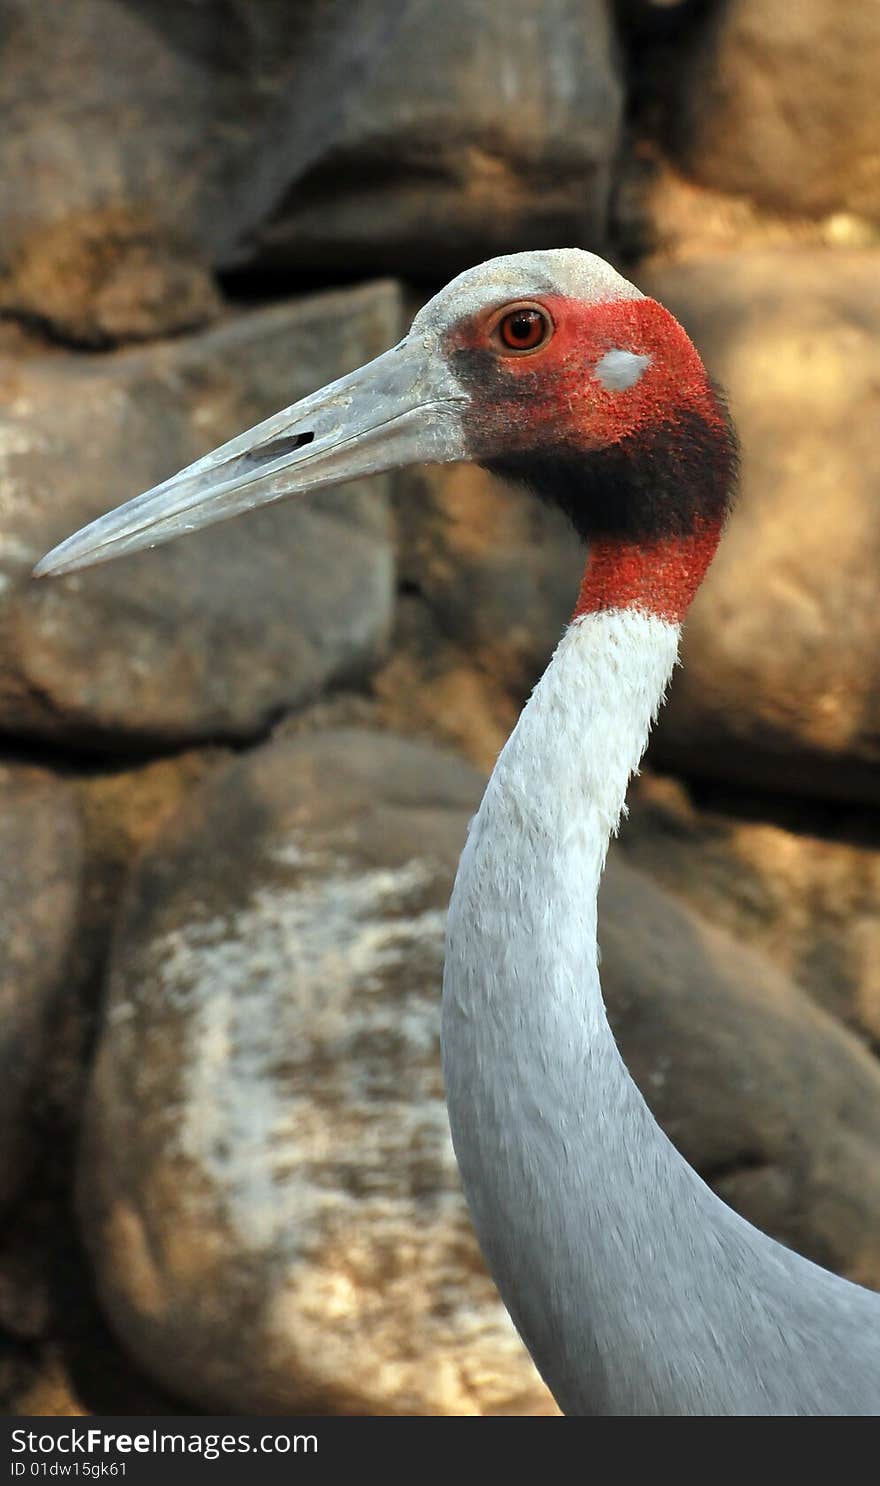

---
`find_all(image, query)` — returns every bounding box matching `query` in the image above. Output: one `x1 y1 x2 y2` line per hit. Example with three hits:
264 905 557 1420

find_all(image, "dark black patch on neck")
484 393 739 543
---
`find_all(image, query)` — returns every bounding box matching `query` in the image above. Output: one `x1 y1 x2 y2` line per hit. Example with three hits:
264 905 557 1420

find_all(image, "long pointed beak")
33 335 467 578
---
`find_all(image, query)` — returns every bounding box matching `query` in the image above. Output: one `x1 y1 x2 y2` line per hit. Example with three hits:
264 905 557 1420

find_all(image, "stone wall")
2 0 879 1415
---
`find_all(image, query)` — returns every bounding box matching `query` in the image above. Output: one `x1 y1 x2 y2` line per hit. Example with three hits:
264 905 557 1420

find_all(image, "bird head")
34 249 736 618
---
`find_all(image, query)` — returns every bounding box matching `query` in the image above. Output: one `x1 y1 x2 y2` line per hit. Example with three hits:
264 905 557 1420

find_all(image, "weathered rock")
374 596 520 773
71 749 231 988
247 0 623 279
0 764 83 1207
673 1 880 223
394 461 582 702
0 0 258 345
79 730 554 1416
601 857 880 1290
0 748 231 1414
1 282 399 748
1 209 223 351
642 248 880 802
0 0 621 342
80 728 880 1413
0 0 302 344
618 772 880 1049
621 159 880 271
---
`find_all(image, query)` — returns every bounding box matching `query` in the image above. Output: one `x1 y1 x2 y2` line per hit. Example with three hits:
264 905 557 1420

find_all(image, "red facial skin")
446 294 730 624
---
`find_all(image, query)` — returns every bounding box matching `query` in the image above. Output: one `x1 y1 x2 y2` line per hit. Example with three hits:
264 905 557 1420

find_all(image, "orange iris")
498 307 551 353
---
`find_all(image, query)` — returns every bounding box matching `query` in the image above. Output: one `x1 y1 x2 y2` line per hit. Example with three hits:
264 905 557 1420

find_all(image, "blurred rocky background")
1 0 879 1416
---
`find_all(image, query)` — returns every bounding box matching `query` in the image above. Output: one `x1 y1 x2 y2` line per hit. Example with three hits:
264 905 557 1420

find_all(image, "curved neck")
443 608 683 1411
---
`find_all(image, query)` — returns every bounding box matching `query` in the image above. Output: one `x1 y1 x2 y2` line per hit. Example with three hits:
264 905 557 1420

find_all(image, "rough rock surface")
374 595 520 773
0 748 228 1407
642 248 880 802
0 282 399 748
673 0 880 222
0 0 621 341
394 462 583 701
79 730 553 1416
0 765 83 1207
0 0 258 344
80 730 880 1414
619 772 880 1050
247 0 623 279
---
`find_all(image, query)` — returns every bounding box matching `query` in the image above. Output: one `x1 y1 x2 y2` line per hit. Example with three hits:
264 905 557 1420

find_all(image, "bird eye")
496 306 552 354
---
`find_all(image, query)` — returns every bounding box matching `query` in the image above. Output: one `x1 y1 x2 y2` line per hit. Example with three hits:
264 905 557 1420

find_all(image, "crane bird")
36 250 880 1415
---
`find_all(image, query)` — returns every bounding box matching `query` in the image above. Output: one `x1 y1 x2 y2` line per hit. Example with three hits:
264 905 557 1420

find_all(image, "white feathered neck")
442 608 680 1404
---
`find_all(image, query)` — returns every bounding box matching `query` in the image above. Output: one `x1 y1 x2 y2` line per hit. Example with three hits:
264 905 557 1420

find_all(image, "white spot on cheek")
594 349 652 392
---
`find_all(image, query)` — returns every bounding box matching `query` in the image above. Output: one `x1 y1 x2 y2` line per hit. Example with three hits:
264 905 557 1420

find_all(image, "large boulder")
1 282 398 749
0 0 252 345
245 0 623 280
78 730 553 1416
0 764 83 1207
0 0 622 343
644 248 880 802
672 1 880 223
80 729 880 1414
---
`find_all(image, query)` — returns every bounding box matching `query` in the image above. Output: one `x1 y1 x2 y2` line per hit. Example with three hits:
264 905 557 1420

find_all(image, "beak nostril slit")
277 431 315 455
238 430 315 471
